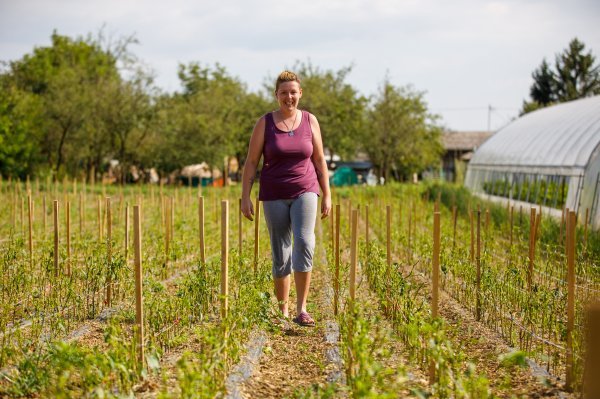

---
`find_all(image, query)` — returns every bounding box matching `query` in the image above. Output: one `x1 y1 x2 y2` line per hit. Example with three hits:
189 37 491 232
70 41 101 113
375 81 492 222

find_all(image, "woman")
241 70 331 327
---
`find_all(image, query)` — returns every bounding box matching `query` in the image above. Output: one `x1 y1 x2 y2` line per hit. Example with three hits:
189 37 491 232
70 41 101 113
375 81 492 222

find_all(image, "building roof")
443 131 493 151
469 95 600 176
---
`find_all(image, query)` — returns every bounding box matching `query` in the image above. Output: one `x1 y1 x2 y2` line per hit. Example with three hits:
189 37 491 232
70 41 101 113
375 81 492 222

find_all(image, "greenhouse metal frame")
465 95 600 230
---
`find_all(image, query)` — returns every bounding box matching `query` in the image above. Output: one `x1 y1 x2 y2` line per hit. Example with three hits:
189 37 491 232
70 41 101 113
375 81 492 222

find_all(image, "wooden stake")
66 201 71 276
28 195 33 268
565 210 576 392
334 204 341 316
125 204 129 261
199 196 205 264
365 205 369 258
106 197 112 307
164 197 170 273
476 208 481 321
386 205 391 278
349 209 358 302
584 302 600 398
528 207 536 290
221 200 229 319
238 198 242 256
53 200 59 277
254 197 260 272
429 212 441 386
133 205 145 369
432 211 441 318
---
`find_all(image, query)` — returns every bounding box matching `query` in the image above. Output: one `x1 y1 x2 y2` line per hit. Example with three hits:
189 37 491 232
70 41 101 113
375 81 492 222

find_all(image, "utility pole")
487 104 493 132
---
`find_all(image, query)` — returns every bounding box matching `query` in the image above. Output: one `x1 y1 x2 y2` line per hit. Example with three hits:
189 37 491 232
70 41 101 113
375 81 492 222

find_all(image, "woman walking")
241 70 331 327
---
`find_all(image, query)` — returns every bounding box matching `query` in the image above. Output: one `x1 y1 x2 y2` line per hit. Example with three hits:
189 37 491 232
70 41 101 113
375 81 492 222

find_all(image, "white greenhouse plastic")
465 95 600 230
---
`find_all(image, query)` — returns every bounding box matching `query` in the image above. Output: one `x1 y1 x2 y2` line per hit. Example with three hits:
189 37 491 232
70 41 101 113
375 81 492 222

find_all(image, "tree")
530 59 556 106
522 38 600 114
290 62 367 161
153 63 264 177
554 38 600 101
366 80 443 181
0 83 43 178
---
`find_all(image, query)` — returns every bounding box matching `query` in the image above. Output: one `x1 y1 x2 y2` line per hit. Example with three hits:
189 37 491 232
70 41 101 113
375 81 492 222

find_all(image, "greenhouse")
465 95 600 230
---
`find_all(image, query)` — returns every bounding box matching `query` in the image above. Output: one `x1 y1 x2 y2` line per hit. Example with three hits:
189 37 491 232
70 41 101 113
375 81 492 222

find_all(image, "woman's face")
275 81 302 112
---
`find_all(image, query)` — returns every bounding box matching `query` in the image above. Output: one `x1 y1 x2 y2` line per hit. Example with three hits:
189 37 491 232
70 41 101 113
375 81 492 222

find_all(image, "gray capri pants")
262 192 318 278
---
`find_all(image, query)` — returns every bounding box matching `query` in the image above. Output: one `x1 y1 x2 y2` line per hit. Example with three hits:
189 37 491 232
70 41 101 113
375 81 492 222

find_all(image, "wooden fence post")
133 205 145 369
221 200 229 319
199 196 205 264
349 209 358 303
565 210 576 392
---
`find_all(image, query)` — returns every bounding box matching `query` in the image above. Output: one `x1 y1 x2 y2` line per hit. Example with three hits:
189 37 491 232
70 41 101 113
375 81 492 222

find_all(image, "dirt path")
239 221 342 398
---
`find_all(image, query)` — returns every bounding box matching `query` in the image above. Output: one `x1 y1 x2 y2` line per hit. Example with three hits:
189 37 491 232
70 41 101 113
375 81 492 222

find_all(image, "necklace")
280 110 298 137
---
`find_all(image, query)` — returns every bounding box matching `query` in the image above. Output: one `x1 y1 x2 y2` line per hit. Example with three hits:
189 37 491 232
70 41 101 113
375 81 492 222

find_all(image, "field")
0 179 598 398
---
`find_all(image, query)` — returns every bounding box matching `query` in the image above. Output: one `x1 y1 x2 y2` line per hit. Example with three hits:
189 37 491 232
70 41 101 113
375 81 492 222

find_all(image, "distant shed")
442 131 493 182
465 95 600 229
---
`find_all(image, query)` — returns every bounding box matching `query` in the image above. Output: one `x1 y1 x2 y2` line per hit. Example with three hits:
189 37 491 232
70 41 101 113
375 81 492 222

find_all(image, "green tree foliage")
554 38 600 101
366 80 443 181
0 83 43 178
1 32 445 184
291 63 367 161
153 63 268 176
522 38 600 114
529 59 556 106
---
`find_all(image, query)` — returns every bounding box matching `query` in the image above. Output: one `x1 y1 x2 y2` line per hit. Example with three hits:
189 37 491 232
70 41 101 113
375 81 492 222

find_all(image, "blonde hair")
275 70 301 92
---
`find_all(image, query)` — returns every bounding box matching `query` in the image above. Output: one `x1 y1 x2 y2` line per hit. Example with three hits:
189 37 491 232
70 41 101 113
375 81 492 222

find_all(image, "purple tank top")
259 110 320 201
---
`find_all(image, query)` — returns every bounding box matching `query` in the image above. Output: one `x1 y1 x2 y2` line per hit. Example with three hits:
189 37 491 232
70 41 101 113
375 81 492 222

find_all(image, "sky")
1 0 599 132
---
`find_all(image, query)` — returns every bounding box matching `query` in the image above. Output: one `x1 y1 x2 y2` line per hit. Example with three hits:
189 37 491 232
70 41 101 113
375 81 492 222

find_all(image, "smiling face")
275 81 302 113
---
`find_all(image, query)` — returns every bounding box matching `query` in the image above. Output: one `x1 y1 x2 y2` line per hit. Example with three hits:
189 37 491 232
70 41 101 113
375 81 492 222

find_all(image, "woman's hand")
241 197 255 221
321 195 332 219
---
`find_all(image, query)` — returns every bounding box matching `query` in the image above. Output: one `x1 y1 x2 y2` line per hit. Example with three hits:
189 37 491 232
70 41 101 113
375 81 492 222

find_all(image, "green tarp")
330 166 358 186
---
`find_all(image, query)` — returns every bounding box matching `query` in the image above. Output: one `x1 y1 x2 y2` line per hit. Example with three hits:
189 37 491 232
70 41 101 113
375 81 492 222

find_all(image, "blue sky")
1 0 599 131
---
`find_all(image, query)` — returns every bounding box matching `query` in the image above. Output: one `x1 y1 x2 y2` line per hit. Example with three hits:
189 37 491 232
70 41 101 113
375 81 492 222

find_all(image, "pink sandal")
293 311 316 327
